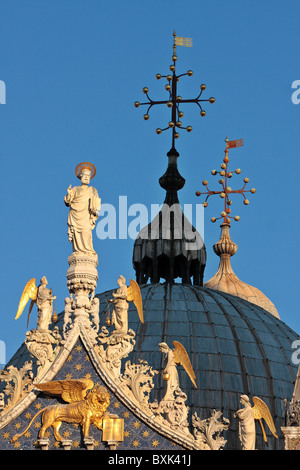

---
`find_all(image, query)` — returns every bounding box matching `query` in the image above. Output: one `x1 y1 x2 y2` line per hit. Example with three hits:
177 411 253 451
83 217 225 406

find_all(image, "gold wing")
173 341 197 388
35 378 94 403
15 278 38 320
252 396 278 440
127 279 144 324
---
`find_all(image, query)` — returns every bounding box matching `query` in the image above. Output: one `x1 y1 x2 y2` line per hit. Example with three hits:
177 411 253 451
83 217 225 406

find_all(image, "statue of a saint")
64 162 100 255
36 276 56 332
234 394 278 450
109 276 129 334
233 395 256 450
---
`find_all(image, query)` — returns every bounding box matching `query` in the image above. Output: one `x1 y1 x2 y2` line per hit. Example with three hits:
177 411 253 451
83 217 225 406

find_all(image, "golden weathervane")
134 31 215 150
195 138 256 224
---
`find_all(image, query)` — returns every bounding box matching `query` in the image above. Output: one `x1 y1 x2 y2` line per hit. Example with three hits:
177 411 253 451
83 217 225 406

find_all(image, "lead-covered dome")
97 282 299 450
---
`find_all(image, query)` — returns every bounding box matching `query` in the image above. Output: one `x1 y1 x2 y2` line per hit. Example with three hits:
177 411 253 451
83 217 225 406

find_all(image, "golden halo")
75 162 96 179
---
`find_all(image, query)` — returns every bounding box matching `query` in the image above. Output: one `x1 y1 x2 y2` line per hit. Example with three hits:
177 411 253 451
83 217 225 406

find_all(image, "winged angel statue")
107 276 144 335
11 378 117 442
159 341 197 401
15 277 56 331
234 394 278 450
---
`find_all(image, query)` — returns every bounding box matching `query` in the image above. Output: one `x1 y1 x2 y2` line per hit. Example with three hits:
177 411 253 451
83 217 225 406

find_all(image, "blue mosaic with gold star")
0 339 182 450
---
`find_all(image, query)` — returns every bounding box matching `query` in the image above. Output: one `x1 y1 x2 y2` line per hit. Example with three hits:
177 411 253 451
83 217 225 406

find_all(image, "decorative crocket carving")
120 359 158 410
192 410 230 450
150 387 191 435
96 326 136 379
25 327 62 377
287 400 300 426
0 361 34 415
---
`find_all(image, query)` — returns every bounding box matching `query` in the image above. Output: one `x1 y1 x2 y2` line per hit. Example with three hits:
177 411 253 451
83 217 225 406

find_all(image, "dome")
97 282 299 450
204 223 280 318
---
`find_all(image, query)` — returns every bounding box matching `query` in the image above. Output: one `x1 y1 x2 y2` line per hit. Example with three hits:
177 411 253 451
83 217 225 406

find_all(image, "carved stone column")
67 253 98 315
281 427 300 450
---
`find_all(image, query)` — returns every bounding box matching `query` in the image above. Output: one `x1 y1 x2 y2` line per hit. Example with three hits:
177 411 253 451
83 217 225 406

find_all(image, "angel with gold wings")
234 394 278 450
107 276 144 335
159 341 197 402
11 378 118 443
15 276 56 331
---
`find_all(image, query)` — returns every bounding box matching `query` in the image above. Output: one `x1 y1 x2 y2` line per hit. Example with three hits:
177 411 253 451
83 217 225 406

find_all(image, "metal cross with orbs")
195 138 256 225
134 31 215 150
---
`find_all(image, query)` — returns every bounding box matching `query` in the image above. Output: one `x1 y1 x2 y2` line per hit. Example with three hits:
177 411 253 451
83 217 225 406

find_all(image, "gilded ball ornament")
167 101 173 108
134 101 140 108
156 128 162 134
211 217 216 223
244 177 249 183
143 87 149 94
236 169 241 174
195 191 201 196
211 170 217 175
186 126 192 132
250 188 256 194
143 114 149 120
209 97 215 103
234 216 240 221
244 199 249 205
200 110 206 117
200 84 206 90
202 180 208 186
156 73 162 80
163 372 170 381
203 201 208 207
187 70 193 76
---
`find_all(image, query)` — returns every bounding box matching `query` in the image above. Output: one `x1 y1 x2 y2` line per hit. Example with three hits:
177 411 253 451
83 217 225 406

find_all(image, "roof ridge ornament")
134 31 215 151
196 139 279 318
195 137 256 225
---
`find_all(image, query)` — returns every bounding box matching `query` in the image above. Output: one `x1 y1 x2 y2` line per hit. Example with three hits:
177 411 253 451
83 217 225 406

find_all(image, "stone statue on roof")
64 162 101 256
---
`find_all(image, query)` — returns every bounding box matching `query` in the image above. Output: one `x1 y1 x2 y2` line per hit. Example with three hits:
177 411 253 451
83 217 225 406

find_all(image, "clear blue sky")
0 0 299 362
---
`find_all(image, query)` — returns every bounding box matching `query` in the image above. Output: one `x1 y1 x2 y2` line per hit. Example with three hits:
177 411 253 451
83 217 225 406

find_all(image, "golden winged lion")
11 379 117 443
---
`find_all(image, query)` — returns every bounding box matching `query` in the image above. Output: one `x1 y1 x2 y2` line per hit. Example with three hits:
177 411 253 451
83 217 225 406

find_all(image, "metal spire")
134 31 215 151
195 138 256 225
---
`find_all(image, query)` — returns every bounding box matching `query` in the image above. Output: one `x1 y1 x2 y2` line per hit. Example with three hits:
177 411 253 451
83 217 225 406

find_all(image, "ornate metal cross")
134 31 215 150
195 138 256 225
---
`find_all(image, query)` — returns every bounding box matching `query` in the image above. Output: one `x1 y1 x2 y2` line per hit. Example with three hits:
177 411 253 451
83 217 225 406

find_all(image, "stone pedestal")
281 426 300 450
38 437 50 450
84 436 95 450
61 439 73 450
67 253 98 313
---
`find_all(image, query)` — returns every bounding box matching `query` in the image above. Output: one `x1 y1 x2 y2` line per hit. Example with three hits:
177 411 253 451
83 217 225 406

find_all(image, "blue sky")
0 0 299 362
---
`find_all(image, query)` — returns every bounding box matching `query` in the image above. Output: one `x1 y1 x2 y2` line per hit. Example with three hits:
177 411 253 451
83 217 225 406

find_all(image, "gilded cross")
195 138 256 224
